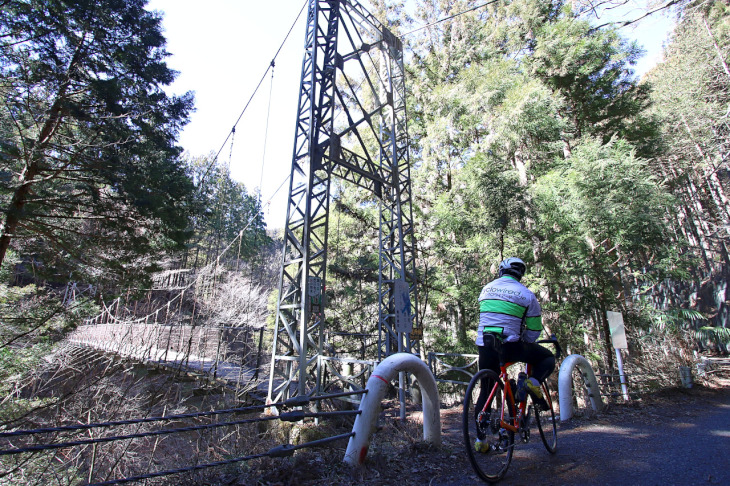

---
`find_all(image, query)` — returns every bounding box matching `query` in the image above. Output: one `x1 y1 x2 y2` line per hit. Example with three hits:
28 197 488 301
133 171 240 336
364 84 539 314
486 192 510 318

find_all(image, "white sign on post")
606 310 628 349
393 279 412 333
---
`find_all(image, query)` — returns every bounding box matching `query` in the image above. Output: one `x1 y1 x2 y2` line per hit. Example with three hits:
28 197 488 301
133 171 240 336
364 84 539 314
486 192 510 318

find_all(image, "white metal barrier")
344 353 441 466
558 354 605 421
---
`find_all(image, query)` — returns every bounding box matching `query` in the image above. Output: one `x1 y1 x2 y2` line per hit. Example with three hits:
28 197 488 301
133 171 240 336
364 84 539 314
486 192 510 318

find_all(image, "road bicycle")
462 336 562 483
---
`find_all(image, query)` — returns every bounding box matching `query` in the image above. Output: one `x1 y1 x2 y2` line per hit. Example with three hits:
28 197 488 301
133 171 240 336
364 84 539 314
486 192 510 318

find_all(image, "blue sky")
595 1 676 75
146 0 676 229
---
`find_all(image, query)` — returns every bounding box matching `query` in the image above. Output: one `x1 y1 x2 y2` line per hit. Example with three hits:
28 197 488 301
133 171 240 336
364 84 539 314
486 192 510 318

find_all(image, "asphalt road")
432 386 730 486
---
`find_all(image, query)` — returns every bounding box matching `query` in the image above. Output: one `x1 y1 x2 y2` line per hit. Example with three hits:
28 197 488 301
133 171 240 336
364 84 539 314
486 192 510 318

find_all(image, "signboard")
307 276 323 315
606 311 628 349
393 279 412 333
410 327 423 341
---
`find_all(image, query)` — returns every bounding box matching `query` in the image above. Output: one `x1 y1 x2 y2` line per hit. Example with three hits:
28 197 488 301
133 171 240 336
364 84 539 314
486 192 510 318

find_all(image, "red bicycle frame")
484 362 533 433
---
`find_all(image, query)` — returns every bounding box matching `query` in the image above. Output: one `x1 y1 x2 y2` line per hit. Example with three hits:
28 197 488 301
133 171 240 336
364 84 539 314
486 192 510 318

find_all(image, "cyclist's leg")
502 341 554 382
475 344 500 424
524 342 555 383
503 341 553 409
500 341 558 451
522 342 558 452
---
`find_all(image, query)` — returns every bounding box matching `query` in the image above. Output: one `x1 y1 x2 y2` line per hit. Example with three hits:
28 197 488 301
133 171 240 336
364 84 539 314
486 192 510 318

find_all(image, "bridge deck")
68 337 271 399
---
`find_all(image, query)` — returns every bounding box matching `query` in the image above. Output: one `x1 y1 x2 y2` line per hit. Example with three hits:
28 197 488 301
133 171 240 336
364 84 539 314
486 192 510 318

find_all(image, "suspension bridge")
3 1 722 484
0 1 436 483
72 0 424 407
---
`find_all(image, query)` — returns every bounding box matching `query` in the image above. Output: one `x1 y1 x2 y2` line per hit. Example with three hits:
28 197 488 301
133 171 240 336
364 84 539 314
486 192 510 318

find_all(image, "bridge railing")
427 352 479 386
70 323 223 360
320 356 378 405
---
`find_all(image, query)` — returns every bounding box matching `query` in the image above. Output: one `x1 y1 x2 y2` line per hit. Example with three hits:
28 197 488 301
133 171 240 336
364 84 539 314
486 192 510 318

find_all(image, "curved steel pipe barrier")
558 354 605 421
344 353 441 466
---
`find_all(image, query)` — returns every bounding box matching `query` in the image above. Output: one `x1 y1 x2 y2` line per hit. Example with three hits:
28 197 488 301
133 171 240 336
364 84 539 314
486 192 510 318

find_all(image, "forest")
329 0 730 383
0 0 728 483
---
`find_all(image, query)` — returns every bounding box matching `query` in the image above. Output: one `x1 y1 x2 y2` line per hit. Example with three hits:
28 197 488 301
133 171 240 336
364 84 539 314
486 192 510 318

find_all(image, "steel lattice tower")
268 0 418 403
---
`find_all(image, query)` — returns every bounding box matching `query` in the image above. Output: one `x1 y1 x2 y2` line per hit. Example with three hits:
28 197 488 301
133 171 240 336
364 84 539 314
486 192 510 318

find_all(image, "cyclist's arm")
521 297 542 343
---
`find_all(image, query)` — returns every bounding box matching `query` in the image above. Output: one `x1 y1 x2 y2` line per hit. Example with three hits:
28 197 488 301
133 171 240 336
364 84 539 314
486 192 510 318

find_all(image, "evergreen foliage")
395 0 727 371
645 0 729 348
0 0 195 288
183 154 270 269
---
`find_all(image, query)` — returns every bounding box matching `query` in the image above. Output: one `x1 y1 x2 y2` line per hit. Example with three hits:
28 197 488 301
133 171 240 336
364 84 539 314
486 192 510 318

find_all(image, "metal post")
213 328 222 379
615 347 630 401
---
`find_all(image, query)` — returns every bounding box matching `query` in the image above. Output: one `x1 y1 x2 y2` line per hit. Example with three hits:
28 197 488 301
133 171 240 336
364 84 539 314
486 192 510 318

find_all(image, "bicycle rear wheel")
533 381 557 453
463 369 514 482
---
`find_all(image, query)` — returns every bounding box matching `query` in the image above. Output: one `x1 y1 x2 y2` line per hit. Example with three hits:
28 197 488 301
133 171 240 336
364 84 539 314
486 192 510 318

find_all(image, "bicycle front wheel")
533 380 557 453
463 369 514 483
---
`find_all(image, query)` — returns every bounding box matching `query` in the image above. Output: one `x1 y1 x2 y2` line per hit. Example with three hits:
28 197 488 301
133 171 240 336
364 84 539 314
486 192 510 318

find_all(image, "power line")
400 0 500 38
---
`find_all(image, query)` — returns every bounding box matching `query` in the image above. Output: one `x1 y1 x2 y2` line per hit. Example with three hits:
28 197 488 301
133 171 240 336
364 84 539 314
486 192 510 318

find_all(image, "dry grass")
0 347 450 486
0 344 278 485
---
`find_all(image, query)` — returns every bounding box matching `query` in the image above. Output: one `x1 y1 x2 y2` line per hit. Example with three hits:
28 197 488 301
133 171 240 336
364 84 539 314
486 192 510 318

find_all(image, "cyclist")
474 257 555 452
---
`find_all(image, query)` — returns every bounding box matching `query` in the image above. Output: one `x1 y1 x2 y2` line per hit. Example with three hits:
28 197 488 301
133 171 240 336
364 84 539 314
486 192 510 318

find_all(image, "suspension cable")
199 0 308 186
0 410 361 457
86 432 355 486
89 451 269 486
0 403 269 439
227 126 236 170
0 388 366 439
260 172 290 215
259 61 275 200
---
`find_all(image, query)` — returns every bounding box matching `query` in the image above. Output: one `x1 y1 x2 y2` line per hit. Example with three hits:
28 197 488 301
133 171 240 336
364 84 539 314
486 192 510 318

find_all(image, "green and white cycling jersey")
476 275 543 345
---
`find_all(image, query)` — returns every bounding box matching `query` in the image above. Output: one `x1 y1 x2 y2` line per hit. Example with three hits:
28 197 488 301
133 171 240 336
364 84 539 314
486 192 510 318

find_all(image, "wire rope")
258 62 275 201
399 0 500 38
0 411 361 457
0 389 366 439
85 432 355 486
198 0 308 186
227 126 236 170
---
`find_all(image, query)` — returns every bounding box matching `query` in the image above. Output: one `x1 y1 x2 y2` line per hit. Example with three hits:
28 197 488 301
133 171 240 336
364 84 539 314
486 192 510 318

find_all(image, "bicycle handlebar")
536 335 562 360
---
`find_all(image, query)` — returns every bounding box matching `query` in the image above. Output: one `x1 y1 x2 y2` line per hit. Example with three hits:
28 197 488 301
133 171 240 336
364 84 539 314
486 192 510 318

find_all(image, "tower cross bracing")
268 0 419 403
